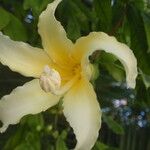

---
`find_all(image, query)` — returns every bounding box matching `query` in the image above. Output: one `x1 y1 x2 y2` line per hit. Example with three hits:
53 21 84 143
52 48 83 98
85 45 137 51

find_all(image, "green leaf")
104 63 125 82
142 12 150 53
111 0 126 35
130 0 145 11
67 17 81 41
103 115 125 135
99 52 117 63
93 141 109 150
14 143 31 150
4 129 24 150
99 52 125 82
93 0 112 32
93 141 119 150
23 0 53 16
72 0 94 21
3 13 27 41
126 4 150 75
25 132 41 150
67 0 90 33
60 130 67 140
55 130 68 150
56 137 67 150
0 7 10 30
139 69 150 89
12 132 41 150
58 0 91 41
23 114 44 131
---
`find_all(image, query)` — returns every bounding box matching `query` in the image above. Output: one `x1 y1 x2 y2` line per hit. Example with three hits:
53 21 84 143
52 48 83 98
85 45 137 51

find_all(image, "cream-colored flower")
0 0 137 149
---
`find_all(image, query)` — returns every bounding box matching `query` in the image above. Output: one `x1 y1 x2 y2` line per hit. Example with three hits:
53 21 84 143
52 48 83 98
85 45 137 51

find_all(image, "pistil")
39 65 61 94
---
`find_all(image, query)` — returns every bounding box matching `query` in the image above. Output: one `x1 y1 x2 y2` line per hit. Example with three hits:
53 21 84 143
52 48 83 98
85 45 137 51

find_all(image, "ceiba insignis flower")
0 0 137 149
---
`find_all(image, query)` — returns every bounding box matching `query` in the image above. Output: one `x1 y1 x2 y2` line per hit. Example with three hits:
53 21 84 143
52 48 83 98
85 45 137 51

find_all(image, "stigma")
39 65 61 94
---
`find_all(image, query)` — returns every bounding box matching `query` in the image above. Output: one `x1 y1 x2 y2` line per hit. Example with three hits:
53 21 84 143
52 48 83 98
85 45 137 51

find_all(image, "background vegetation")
0 0 150 149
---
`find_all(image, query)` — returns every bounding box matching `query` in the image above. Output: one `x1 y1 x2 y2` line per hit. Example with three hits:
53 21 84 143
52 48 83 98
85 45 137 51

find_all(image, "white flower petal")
0 32 51 78
63 78 101 150
0 79 60 133
72 32 138 88
38 0 73 63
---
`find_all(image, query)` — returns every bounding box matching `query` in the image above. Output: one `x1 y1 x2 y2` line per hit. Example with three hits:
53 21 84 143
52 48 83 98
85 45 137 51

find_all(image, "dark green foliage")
23 0 53 16
103 115 124 135
93 0 112 32
0 0 150 149
126 3 150 75
0 8 10 30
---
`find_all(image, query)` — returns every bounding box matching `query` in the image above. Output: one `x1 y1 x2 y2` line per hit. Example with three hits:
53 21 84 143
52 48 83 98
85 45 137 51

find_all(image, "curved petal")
0 32 51 78
0 79 60 133
72 32 138 88
38 0 73 63
63 78 101 150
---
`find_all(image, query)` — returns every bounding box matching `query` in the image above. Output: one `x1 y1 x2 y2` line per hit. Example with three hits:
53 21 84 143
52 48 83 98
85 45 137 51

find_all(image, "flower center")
72 64 81 75
39 65 61 94
71 63 93 80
